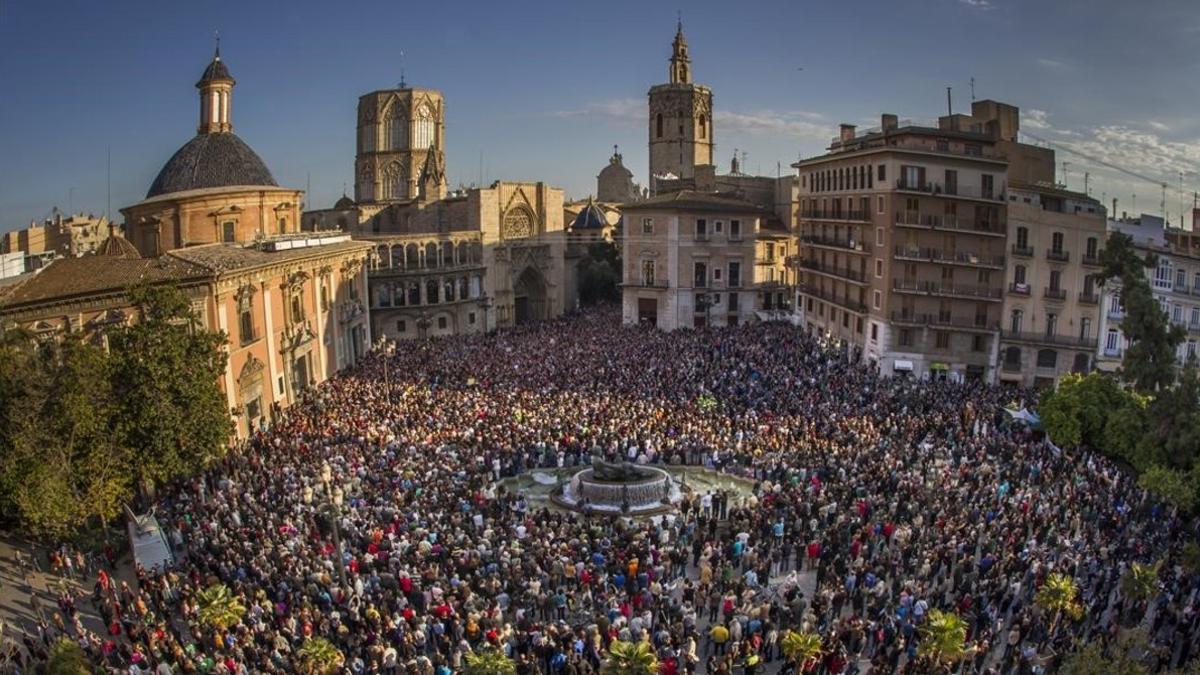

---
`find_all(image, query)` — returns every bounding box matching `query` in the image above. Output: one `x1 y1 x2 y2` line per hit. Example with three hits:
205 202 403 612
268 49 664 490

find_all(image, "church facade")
304 81 570 341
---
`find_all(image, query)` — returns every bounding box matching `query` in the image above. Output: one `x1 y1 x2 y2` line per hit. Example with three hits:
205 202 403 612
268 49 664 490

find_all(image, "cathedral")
304 82 570 340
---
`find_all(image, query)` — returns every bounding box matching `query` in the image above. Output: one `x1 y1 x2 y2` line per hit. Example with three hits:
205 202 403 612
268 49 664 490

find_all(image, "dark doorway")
637 298 658 326
513 266 547 325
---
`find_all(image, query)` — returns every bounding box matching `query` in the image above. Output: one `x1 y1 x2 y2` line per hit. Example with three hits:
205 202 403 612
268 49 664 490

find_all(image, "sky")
3 0 1200 230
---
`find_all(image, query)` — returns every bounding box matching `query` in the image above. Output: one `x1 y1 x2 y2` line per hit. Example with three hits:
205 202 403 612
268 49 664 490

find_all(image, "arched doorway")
513 266 547 325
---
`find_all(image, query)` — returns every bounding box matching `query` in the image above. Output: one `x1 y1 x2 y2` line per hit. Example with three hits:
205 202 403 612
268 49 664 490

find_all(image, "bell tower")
648 20 713 185
197 41 235 135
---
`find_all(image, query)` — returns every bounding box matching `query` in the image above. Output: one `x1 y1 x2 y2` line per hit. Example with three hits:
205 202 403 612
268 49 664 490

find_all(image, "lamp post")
374 336 396 406
695 292 714 328
321 462 350 591
417 316 431 340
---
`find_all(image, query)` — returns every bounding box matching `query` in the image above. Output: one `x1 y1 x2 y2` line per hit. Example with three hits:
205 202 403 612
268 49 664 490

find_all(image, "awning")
930 362 950 370
894 360 914 371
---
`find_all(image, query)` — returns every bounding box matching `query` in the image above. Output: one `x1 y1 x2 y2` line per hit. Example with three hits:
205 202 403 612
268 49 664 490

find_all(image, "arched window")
1036 349 1058 369
425 243 438 268
656 114 664 138
426 279 439 304
1003 346 1021 370
405 243 419 270
698 114 707 139
1072 353 1090 373
1015 226 1029 249
441 241 454 266
1010 309 1023 333
390 245 403 268
382 162 406 200
457 241 468 265
413 103 435 150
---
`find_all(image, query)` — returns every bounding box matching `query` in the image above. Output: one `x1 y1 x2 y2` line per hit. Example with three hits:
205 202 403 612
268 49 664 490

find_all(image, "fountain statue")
590 459 655 483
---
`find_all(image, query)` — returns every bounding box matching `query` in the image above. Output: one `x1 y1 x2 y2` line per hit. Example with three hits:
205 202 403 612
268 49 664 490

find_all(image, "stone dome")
334 195 356 209
146 133 277 198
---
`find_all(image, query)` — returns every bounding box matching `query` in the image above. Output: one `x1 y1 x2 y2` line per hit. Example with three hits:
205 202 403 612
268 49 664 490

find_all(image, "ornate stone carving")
502 208 534 240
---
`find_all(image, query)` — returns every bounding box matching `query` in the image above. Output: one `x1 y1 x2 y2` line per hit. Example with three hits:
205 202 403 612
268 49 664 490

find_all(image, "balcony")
1175 282 1191 296
1046 249 1070 263
1081 253 1102 267
1044 287 1067 301
892 279 1003 301
1008 282 1031 296
892 245 1004 269
622 279 669 289
798 284 867 313
1108 307 1124 320
800 234 868 254
894 179 1005 202
800 209 870 223
693 232 710 242
798 259 868 284
1011 244 1034 257
890 311 997 332
1103 346 1123 358
1001 330 1097 349
895 212 1006 236
1078 291 1099 304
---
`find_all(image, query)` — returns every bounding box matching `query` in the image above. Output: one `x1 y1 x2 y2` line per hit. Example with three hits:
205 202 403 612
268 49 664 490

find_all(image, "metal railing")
800 234 866 253
1081 253 1102 266
1046 249 1070 263
1011 244 1034 257
892 246 1004 268
798 284 867 313
895 212 1006 235
800 209 870 222
890 311 996 330
1044 287 1067 300
1001 330 1097 349
892 279 1003 300
1078 292 1099 304
1008 282 1031 296
895 179 1005 201
798 259 867 282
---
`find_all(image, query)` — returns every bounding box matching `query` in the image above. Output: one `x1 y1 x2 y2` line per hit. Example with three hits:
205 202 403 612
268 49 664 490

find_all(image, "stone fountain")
552 459 683 515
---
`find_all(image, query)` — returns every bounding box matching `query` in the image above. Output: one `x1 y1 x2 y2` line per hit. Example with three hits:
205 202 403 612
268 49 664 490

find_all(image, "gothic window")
425 242 438 268
502 208 534 239
414 103 435 150
656 114 663 138
360 124 376 153
387 106 408 151
698 114 706 139
426 279 439 304
358 163 374 202
441 241 454 266
459 276 469 300
382 162 406 200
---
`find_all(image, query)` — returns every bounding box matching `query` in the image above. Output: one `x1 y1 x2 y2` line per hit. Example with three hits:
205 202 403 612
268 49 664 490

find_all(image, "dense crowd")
8 309 1199 674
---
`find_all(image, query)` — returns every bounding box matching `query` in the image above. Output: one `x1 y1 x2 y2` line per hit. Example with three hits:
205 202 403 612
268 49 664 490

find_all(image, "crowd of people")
6 309 1199 674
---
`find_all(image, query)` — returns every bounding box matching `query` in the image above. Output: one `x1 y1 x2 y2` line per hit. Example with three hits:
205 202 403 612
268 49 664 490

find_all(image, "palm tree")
780 630 824 673
601 639 659 675
195 583 246 632
46 638 94 675
1120 561 1160 623
297 637 345 675
1035 572 1084 635
464 647 517 675
917 610 971 671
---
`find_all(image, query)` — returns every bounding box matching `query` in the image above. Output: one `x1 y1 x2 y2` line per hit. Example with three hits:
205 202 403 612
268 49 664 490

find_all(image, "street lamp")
416 316 431 340
695 292 715 328
374 336 396 406
320 462 350 591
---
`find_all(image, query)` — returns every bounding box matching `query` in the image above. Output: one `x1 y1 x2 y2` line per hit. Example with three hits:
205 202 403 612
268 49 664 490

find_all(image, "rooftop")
621 190 766 214
166 239 371 274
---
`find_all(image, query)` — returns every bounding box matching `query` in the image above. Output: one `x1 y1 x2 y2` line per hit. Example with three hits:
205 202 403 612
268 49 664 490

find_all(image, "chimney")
694 164 717 192
1112 198 1118 218
839 124 856 143
881 114 898 133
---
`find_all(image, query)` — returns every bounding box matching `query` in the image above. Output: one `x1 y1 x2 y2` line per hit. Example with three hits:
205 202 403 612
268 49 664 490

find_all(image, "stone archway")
513 266 547 325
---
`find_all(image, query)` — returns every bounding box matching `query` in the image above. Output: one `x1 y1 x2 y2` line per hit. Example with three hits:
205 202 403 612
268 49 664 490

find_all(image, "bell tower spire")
669 14 691 84
196 37 235 134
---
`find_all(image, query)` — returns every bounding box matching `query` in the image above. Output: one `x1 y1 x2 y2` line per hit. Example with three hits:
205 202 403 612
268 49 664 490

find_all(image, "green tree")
577 241 622 306
1121 561 1160 624
1040 373 1130 451
1102 393 1150 464
297 637 345 675
780 630 824 672
464 648 518 675
0 333 131 537
108 285 232 491
1137 465 1198 512
1138 360 1200 471
601 639 659 675
917 609 971 669
196 583 246 632
46 637 94 675
1098 232 1184 393
1035 572 1084 635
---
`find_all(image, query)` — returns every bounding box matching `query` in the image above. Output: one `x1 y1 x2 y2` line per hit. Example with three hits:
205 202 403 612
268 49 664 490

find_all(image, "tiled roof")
0 256 210 310
146 132 277 198
166 240 372 274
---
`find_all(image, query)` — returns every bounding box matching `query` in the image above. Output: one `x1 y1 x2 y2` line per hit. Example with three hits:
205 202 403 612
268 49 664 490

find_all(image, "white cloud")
549 97 643 122
714 110 830 141
1022 108 1051 130
1148 120 1171 132
959 0 994 9
1036 57 1069 69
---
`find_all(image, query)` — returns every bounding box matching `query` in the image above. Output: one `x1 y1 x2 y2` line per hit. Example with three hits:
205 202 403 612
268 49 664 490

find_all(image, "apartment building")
998 183 1106 387
793 100 1053 381
1097 215 1200 371
621 190 779 330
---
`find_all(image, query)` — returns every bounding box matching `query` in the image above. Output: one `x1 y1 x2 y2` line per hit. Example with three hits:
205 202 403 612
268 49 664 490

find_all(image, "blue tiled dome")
146 133 277 198
571 200 608 230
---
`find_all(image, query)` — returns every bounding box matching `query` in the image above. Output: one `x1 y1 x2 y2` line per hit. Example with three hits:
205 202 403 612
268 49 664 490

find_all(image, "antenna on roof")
677 9 682 32
946 87 952 116
969 77 975 102
399 50 407 88
214 30 221 60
